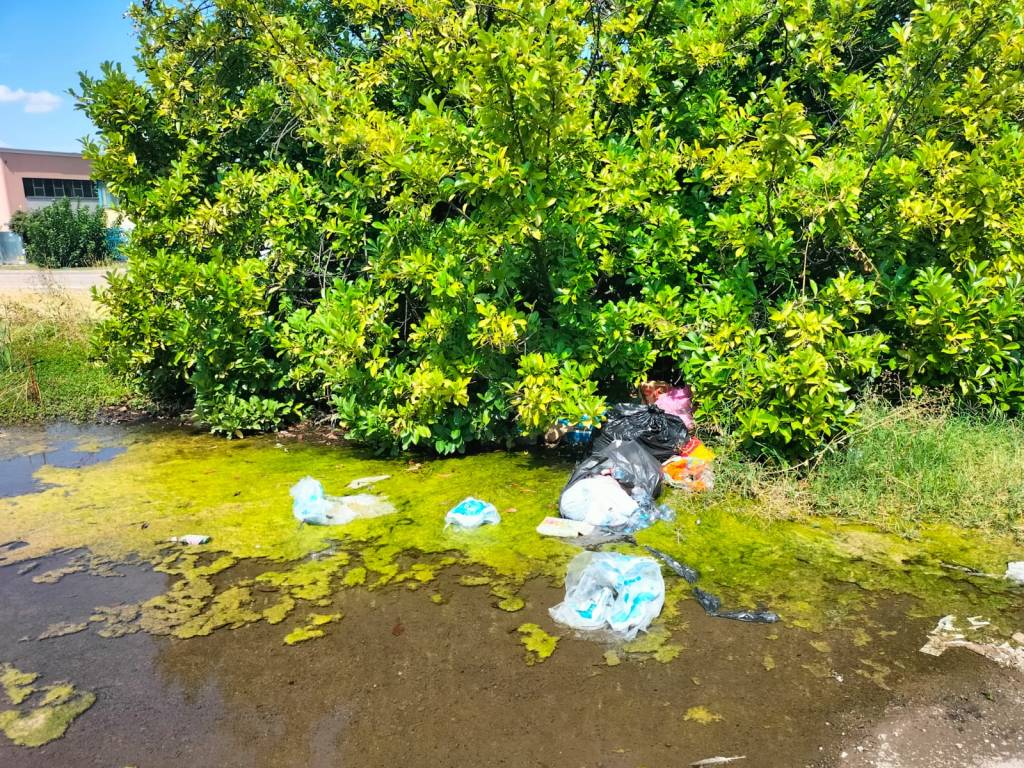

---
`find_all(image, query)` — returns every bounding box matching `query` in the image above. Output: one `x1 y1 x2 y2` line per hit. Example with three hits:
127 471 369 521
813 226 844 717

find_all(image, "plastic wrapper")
445 497 501 529
549 551 665 639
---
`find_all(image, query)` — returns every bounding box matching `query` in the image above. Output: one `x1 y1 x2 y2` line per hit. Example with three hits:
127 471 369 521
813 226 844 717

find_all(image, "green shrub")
10 199 112 268
77 0 1024 454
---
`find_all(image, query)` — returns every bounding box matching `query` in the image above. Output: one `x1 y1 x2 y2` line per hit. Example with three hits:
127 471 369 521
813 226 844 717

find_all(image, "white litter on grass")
535 517 595 538
1004 561 1024 584
920 615 1024 672
347 475 391 490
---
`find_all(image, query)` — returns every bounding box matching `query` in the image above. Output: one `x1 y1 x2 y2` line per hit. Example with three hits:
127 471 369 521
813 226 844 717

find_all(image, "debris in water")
291 476 396 525
169 535 210 545
920 615 1024 672
549 551 665 639
643 544 700 584
1005 561 1024 584
692 587 780 624
691 757 746 767
347 474 391 490
535 516 594 538
445 497 500 529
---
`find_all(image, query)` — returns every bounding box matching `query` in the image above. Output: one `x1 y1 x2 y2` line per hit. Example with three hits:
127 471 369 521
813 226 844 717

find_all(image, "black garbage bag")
592 404 689 461
563 439 664 499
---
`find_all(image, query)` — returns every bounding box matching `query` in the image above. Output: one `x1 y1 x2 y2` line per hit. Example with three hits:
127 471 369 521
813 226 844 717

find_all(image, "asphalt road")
0 267 119 292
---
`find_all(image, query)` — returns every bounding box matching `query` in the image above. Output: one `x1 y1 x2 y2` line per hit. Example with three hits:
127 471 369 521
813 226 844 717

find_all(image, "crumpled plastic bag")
445 497 501 529
290 476 395 525
549 551 665 639
559 475 639 527
591 404 689 461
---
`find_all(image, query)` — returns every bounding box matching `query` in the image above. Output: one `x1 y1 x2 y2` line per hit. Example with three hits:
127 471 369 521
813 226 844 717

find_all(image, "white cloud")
0 84 61 114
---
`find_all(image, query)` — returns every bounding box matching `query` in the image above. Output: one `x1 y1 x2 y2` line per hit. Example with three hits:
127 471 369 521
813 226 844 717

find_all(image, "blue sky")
0 1 138 152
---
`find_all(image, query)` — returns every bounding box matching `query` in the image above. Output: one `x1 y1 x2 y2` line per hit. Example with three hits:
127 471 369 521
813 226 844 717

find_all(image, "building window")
22 178 98 200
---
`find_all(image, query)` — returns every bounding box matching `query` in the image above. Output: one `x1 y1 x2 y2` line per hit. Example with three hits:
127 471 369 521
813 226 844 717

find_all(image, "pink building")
0 147 101 230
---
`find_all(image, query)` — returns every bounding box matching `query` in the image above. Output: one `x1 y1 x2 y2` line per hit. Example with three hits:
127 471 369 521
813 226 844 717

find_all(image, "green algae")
284 612 343 645
604 650 621 666
37 622 89 640
0 664 94 748
1 666 38 706
89 603 141 638
623 626 685 663
683 706 723 724
762 654 776 671
517 623 559 665
1 425 1023 656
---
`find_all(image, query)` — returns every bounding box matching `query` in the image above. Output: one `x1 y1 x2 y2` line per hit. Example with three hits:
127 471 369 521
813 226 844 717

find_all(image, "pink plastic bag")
655 387 695 431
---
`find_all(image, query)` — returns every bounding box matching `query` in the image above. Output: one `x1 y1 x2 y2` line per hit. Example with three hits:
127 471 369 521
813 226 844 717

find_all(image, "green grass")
707 397 1024 536
0 292 136 423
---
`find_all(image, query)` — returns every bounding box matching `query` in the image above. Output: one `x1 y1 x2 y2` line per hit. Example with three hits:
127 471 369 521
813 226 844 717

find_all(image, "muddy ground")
1 548 1021 768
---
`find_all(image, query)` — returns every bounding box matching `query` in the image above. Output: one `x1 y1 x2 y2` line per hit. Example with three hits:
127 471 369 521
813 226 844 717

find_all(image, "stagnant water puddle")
1 424 1023 767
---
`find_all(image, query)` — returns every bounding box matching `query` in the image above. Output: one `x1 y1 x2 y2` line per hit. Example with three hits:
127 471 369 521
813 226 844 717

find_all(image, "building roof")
0 148 85 160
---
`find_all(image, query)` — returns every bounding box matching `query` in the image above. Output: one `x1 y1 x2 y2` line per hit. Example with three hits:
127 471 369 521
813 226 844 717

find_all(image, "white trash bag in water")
549 551 665 640
558 475 639 527
290 476 395 526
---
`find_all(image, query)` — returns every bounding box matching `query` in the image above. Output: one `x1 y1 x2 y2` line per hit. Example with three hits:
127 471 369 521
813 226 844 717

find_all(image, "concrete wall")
0 149 94 230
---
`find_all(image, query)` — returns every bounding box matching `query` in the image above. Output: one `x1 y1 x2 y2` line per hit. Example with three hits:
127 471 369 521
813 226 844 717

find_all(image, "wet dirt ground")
1 425 1023 767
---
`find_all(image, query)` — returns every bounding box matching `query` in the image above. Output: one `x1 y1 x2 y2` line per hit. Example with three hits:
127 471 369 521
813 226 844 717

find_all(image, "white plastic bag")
290 476 395 525
445 497 501 529
549 551 665 639
558 475 639 527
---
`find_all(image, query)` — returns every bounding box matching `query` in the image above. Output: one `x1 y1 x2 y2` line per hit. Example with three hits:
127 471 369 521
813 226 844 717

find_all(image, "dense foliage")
78 0 1024 452
9 200 113 268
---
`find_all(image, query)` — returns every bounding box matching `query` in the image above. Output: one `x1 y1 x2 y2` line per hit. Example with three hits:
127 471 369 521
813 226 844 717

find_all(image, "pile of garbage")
545 387 778 637
285 382 776 644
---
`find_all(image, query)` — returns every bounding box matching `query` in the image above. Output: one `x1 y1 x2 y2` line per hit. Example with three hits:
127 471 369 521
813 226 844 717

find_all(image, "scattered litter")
445 497 501 529
536 516 595 538
560 475 642 528
919 615 1024 671
549 551 665 640
691 756 746 766
1005 561 1024 584
693 587 780 624
169 535 210 545
290 476 395 526
591 403 689 461
643 544 700 584
347 474 391 490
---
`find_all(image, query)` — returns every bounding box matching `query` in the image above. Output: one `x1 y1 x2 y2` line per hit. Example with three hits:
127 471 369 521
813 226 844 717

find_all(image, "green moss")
517 623 559 665
283 626 325 645
37 622 89 641
623 626 684 663
603 650 621 666
1 666 38 706
683 706 723 724
0 665 94 747
0 427 1022 656
284 612 342 645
